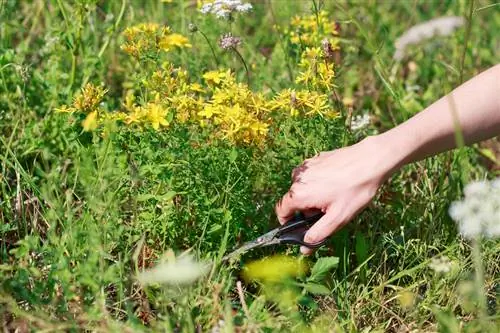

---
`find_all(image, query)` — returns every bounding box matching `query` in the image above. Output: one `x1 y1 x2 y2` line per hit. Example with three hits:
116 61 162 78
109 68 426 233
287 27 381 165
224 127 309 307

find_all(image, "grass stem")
459 0 474 84
198 29 220 67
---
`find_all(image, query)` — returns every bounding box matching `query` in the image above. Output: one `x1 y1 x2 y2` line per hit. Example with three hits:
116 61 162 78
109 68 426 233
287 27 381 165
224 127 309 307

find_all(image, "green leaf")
208 223 223 234
228 148 238 163
304 282 331 295
309 256 339 282
136 191 177 202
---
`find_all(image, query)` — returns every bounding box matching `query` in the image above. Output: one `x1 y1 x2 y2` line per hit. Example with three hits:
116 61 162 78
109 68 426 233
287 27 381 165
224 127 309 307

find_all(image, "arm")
275 64 500 255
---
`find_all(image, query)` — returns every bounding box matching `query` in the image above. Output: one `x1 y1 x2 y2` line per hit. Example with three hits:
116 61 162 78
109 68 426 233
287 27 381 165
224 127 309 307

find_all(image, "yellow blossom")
202 70 231 86
144 103 169 130
198 105 219 119
159 33 192 51
285 10 340 49
243 255 306 283
73 83 108 113
188 83 205 93
82 111 98 132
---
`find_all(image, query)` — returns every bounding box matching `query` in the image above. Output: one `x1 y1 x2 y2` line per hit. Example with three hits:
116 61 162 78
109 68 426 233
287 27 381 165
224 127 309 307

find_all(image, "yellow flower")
159 33 192 51
249 121 269 137
82 111 98 132
145 103 169 130
243 255 306 283
73 83 108 113
197 105 219 119
188 83 205 93
202 70 231 85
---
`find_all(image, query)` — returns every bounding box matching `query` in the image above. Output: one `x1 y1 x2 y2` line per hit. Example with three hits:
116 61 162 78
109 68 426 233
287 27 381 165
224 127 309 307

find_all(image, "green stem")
311 0 321 32
268 0 294 82
232 47 250 86
459 0 474 84
98 0 127 58
472 237 487 328
198 29 219 67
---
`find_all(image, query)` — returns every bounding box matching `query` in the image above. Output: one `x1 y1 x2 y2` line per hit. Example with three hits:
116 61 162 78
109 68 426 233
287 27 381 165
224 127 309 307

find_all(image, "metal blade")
221 228 281 262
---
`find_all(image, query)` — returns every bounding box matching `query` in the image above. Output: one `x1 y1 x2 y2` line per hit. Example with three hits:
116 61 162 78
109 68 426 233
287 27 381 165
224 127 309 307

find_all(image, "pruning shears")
222 212 327 261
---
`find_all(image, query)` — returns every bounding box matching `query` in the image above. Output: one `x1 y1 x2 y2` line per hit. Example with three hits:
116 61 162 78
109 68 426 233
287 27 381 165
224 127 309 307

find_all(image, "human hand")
275 136 397 255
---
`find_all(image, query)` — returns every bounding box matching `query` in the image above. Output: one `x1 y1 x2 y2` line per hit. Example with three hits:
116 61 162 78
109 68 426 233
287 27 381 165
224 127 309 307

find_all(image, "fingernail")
304 232 316 244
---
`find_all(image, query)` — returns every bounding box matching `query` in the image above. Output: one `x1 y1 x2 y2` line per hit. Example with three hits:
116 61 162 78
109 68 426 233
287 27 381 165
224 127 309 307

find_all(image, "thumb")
300 208 341 255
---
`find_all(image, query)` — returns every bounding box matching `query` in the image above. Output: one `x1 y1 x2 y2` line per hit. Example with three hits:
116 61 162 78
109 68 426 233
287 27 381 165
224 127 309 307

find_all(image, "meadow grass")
1 0 499 331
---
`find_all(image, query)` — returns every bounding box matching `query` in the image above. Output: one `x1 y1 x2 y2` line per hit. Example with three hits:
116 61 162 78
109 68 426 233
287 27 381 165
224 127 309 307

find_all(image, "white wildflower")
211 319 225 333
449 177 500 239
137 254 211 286
429 256 453 274
350 113 370 131
393 16 464 61
200 0 253 19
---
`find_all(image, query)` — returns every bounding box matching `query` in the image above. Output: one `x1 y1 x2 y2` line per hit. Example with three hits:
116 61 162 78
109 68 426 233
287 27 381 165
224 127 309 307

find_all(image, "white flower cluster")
137 254 210 286
200 0 253 19
393 16 464 61
429 255 453 274
350 113 370 131
449 178 500 239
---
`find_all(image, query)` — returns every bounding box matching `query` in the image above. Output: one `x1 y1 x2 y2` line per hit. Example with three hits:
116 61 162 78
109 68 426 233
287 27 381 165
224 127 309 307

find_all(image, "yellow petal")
82 111 98 131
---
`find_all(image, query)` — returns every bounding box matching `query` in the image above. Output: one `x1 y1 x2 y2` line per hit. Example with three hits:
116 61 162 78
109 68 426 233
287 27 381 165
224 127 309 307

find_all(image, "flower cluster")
429 256 454 274
200 0 253 19
121 23 191 58
218 33 242 50
270 88 337 119
449 178 500 239
350 113 371 131
196 69 272 144
295 47 336 91
283 10 339 50
56 14 340 145
55 83 108 131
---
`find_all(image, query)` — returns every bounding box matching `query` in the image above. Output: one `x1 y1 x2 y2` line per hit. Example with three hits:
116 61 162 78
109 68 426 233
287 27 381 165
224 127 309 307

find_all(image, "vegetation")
0 0 499 331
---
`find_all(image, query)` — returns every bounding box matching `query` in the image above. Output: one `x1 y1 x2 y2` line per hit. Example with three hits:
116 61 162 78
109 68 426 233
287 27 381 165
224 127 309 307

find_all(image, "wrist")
361 132 414 182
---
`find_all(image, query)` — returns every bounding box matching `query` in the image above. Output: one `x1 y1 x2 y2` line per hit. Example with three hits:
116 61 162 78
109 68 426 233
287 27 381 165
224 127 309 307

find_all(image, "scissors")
222 212 327 261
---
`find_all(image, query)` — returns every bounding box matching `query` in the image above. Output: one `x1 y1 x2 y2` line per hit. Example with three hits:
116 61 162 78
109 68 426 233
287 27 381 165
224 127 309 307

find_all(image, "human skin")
275 64 500 255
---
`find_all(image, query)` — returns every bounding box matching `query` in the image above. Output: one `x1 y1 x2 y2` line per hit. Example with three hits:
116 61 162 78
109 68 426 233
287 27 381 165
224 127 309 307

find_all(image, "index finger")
275 187 306 224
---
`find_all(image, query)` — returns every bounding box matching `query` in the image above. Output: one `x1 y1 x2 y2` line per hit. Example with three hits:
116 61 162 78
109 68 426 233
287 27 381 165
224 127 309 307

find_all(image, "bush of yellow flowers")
57 16 340 146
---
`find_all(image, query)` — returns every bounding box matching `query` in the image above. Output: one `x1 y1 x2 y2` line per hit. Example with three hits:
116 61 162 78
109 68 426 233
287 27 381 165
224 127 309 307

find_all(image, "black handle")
277 212 327 248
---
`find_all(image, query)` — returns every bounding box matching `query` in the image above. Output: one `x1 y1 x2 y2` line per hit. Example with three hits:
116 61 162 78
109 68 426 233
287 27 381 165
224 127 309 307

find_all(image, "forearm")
375 64 500 176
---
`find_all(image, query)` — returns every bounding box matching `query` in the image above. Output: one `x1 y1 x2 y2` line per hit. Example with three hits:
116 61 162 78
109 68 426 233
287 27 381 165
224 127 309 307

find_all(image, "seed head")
321 38 336 62
188 23 198 33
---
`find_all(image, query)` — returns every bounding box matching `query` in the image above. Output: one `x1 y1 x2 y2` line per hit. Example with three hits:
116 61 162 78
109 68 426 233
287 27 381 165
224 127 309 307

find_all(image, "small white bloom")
215 9 230 19
200 0 253 19
393 16 464 61
449 177 500 239
137 254 211 286
211 319 225 333
350 113 370 131
200 3 213 14
429 256 453 274
236 3 252 12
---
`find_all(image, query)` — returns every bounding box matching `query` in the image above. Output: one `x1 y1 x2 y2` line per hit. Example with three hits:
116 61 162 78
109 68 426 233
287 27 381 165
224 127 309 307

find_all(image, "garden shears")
222 212 327 261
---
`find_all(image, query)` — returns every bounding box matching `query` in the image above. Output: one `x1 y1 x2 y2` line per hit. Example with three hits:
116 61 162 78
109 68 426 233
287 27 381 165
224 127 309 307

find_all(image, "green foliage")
0 0 499 331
